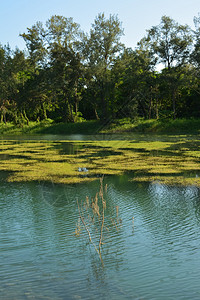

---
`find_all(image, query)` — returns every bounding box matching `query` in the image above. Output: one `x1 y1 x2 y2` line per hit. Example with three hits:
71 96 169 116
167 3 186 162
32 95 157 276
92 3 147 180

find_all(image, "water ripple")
1 179 200 299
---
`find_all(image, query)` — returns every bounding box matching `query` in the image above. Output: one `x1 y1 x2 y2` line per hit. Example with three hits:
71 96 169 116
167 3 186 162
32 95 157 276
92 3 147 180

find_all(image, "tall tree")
20 22 47 68
112 47 158 119
46 15 84 122
189 13 200 117
144 16 193 119
21 15 84 122
147 16 192 69
192 13 200 68
84 13 124 120
0 45 27 123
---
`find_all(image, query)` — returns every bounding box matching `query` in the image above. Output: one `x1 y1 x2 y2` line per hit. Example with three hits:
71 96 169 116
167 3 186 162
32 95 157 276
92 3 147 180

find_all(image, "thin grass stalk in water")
76 177 124 264
77 198 101 259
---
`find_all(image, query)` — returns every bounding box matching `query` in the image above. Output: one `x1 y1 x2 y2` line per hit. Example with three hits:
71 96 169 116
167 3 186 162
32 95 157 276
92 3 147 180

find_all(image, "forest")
0 13 200 125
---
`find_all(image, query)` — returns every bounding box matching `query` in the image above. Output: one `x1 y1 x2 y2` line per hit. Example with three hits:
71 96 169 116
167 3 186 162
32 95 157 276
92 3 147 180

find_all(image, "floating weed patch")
134 175 200 187
1 137 200 186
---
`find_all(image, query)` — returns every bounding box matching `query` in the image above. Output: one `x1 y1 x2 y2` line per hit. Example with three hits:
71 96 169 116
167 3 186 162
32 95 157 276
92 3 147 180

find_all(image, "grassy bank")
102 118 200 134
0 118 200 135
0 119 101 135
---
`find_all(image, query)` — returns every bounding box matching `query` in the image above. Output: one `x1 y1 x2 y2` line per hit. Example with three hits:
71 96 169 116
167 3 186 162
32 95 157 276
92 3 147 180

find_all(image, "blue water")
0 174 200 299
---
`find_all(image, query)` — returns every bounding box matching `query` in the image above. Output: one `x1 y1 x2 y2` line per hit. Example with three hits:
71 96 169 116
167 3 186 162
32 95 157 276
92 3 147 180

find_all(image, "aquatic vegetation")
0 136 200 186
76 178 122 263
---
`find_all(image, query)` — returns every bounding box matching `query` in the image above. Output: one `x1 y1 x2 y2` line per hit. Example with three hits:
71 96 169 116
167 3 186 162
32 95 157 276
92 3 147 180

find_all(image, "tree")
21 15 84 122
20 22 47 68
0 45 28 123
84 13 124 120
147 16 192 69
191 13 200 68
111 45 158 120
1 13 197 124
46 15 84 122
144 16 193 119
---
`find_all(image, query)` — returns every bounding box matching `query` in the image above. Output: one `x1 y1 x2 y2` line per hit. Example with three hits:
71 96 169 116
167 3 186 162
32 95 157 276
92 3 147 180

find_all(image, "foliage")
2 136 200 187
0 13 200 124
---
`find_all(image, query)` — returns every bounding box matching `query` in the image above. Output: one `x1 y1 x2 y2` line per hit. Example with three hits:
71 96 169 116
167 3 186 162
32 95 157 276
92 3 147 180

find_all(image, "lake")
0 135 200 299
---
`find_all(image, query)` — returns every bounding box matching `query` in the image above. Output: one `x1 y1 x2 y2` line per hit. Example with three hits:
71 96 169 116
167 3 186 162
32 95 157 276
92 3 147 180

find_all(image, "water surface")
1 175 200 299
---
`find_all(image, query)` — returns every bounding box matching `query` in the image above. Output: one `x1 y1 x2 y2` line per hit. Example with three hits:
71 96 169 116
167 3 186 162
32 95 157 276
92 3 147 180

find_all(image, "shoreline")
0 118 200 136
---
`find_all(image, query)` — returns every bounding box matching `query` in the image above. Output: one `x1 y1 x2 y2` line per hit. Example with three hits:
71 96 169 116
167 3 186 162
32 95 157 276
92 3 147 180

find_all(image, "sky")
0 0 199 50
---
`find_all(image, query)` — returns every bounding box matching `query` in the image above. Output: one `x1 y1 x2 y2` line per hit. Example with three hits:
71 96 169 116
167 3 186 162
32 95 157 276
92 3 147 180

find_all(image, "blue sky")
0 0 199 50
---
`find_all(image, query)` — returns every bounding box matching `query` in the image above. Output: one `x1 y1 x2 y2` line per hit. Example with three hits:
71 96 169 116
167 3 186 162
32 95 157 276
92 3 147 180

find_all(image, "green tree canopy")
146 16 193 69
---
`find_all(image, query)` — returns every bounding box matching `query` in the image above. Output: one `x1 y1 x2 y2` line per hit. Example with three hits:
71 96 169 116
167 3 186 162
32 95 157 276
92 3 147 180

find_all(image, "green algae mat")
1 136 200 186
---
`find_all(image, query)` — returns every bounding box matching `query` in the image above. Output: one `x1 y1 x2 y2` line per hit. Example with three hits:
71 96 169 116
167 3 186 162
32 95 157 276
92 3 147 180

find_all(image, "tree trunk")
23 110 29 125
100 79 108 121
101 94 107 121
172 91 176 120
94 108 100 120
42 103 47 120
148 95 152 119
13 112 18 125
156 98 159 119
74 85 79 119
3 112 6 124
68 102 75 123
